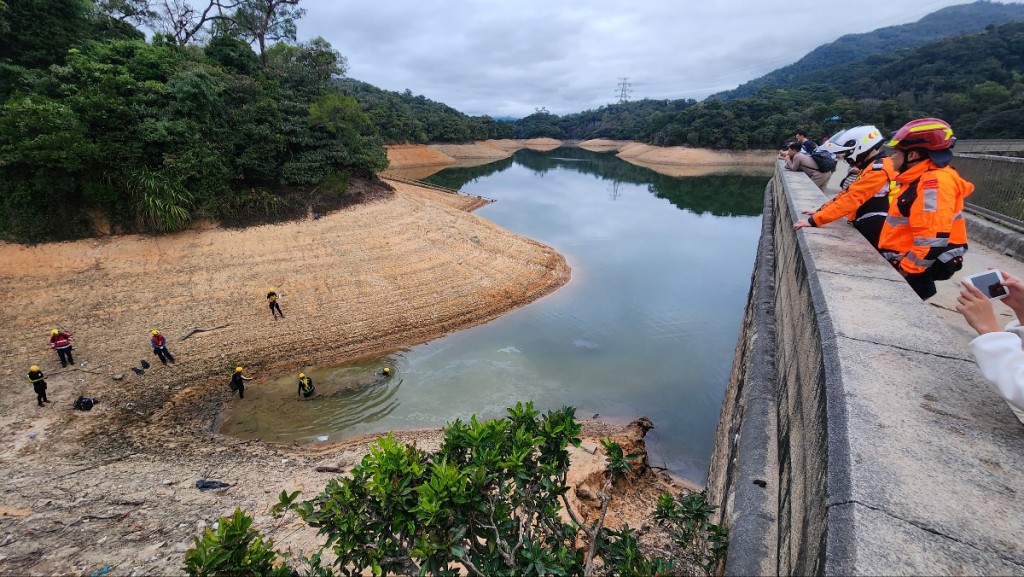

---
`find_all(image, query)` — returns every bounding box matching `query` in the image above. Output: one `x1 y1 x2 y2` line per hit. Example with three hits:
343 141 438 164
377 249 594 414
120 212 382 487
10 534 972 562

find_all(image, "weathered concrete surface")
966 214 1024 262
708 162 1024 575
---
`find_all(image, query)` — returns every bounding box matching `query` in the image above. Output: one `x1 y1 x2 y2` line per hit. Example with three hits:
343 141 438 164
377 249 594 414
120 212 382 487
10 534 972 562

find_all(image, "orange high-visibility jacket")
809 157 894 229
878 159 974 275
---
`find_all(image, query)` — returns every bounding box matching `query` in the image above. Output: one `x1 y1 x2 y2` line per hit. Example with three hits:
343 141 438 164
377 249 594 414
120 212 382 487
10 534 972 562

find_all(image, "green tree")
0 0 91 68
229 0 304 67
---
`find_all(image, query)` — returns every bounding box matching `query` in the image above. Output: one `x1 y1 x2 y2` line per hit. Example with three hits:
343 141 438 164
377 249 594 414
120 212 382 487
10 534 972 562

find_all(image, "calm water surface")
220 148 767 483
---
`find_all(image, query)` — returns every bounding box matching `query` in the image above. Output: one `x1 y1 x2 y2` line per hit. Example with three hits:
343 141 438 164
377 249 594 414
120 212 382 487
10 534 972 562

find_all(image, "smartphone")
962 270 1009 300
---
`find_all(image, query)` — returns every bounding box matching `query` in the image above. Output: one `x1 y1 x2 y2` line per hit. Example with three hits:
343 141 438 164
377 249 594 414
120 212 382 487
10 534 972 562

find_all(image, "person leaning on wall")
779 141 832 191
792 125 894 248
877 117 974 301
957 270 1024 411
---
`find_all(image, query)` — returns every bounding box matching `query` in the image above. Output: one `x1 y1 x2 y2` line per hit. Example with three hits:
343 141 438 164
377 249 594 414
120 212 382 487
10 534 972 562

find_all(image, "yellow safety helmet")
268 287 275 292
30 365 39 372
151 329 160 335
51 329 59 335
382 367 392 375
235 366 243 373
298 372 305 378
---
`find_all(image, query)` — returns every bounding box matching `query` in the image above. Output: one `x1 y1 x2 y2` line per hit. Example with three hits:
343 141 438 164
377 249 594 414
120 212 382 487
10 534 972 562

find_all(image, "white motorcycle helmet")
818 128 854 155
842 125 886 167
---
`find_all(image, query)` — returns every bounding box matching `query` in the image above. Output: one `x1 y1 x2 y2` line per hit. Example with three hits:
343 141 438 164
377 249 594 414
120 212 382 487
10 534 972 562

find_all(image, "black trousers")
33 382 48 405
153 346 175 364
56 346 74 367
269 301 283 318
237 383 245 398
904 272 937 301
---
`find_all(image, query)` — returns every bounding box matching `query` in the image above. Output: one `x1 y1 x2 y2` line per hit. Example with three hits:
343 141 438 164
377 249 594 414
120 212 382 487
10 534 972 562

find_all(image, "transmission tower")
616 77 632 103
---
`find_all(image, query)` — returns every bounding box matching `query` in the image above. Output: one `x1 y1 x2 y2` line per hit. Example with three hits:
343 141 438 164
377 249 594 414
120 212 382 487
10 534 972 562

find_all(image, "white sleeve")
969 331 1024 412
1004 320 1024 340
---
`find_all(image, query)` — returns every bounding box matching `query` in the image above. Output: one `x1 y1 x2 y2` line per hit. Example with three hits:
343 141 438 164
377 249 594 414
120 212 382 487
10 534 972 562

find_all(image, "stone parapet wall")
707 163 1024 575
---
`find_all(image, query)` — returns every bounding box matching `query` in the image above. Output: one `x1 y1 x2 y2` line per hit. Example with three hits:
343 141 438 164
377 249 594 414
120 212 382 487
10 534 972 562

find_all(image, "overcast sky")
295 0 1003 118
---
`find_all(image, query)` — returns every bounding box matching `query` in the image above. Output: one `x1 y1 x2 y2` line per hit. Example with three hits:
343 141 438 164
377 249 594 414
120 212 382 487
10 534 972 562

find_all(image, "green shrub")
185 403 729 576
183 509 292 577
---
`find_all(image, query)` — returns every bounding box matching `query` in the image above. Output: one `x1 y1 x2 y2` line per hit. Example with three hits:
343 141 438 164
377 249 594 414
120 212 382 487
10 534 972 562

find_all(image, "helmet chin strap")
897 150 925 173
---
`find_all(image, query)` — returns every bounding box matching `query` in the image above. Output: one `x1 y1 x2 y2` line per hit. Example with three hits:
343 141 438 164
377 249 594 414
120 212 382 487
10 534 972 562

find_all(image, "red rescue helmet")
888 118 956 167
887 118 955 151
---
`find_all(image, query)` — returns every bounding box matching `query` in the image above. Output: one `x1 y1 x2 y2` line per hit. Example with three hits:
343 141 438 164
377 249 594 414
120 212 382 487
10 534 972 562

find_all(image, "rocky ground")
0 172 697 576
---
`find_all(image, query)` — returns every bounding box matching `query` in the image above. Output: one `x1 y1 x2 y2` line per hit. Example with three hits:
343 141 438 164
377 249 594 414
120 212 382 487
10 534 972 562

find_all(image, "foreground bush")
185 402 728 576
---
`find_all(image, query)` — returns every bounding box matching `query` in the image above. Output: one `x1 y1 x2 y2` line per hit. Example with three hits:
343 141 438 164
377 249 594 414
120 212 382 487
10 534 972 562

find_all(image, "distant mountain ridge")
712 0 1024 100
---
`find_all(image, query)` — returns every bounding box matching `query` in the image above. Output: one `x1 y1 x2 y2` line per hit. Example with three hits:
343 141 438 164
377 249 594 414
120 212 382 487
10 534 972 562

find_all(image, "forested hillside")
713 0 1024 100
0 0 386 242
504 21 1024 148
336 78 513 143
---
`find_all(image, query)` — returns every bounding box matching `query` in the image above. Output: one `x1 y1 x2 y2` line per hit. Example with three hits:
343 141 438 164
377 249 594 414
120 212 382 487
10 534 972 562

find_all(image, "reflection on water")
221 147 765 483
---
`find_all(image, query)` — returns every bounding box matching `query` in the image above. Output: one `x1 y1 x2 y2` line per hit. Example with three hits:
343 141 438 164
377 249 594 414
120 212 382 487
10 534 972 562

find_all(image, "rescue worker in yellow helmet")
27 365 50 406
793 125 894 248
150 329 175 365
297 372 315 399
48 328 74 367
230 366 253 398
877 118 974 300
266 288 284 320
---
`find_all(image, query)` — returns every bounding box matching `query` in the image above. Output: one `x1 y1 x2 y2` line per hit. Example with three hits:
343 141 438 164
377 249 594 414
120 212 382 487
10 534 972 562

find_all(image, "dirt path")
0 177 697 575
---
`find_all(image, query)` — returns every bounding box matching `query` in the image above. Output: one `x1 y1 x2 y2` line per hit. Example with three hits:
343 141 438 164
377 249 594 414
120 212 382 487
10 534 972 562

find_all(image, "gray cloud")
296 0 998 117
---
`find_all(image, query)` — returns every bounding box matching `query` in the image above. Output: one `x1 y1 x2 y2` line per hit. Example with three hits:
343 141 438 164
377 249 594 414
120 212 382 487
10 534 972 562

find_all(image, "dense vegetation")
0 0 387 242
337 78 514 143
185 403 729 576
712 0 1024 100
4 0 1022 244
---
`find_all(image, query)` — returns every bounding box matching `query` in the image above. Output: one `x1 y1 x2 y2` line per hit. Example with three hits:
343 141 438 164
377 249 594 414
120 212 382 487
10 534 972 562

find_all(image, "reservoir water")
220 147 767 483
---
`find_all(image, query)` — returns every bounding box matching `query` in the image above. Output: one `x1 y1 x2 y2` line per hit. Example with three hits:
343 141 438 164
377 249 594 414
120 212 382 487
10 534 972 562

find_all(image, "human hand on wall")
792 219 813 231
956 283 1002 336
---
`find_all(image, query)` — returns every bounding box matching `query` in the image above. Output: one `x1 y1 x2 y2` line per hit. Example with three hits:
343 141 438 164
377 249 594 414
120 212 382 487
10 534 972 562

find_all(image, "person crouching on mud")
297 372 315 399
230 366 253 398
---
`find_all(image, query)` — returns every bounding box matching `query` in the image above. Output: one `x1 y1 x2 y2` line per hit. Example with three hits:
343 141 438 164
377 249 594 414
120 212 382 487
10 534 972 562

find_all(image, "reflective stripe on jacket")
49 332 72 349
810 157 894 231
877 159 975 275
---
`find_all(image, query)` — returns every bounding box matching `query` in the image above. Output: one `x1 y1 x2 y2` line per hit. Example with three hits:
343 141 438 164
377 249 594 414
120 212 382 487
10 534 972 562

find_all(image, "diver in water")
297 372 315 399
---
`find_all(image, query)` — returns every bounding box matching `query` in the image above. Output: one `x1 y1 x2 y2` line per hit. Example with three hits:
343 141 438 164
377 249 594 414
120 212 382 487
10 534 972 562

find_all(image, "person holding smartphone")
956 269 1024 410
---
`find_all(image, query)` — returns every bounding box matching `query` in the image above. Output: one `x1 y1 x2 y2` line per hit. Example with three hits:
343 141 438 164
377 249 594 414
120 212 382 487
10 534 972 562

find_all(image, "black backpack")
73 396 97 411
811 149 837 172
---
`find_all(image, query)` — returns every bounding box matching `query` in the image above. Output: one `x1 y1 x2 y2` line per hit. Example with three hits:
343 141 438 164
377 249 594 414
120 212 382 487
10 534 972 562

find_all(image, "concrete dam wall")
706 164 1024 575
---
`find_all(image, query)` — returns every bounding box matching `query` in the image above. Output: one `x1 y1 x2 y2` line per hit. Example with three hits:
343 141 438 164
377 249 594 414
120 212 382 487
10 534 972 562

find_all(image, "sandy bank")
388 140 775 181
0 178 590 574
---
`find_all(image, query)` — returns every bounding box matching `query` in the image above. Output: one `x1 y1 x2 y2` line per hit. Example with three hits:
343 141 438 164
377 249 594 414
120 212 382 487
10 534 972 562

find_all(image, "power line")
616 77 632 103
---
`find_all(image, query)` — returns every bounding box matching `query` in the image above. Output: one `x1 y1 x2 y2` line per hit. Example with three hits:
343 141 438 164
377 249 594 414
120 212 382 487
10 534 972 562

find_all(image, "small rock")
144 556 157 564
172 542 189 553
196 520 207 531
113 374 124 381
97 536 108 545
27 432 36 440
161 480 173 486
580 442 599 455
